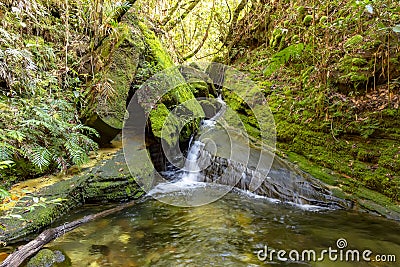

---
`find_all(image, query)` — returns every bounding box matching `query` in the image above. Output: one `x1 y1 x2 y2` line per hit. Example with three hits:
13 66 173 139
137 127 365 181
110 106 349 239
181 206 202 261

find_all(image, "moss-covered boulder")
0 147 144 244
27 249 70 267
83 14 203 146
127 17 205 147
83 16 141 144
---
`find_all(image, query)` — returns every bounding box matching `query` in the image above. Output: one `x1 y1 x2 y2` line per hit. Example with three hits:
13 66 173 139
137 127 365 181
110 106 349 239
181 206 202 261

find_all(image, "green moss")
27 249 69 267
232 0 400 210
291 35 300 43
344 72 367 83
283 20 290 27
378 147 400 172
351 57 367 66
287 152 340 186
149 103 176 143
134 20 203 145
303 15 313 26
101 31 139 128
270 28 283 48
297 6 306 16
319 16 328 24
283 148 400 218
137 21 174 69
344 34 363 49
28 249 56 267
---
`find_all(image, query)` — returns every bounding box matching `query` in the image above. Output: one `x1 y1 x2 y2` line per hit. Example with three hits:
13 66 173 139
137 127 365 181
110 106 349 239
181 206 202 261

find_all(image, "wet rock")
89 245 110 256
198 143 352 209
27 249 67 267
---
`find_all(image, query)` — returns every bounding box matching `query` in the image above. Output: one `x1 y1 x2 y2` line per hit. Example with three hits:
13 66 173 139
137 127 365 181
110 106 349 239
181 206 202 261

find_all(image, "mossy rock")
84 19 140 142
84 15 203 145
0 149 144 244
99 32 140 129
332 54 373 91
27 249 70 267
179 65 217 98
129 18 203 147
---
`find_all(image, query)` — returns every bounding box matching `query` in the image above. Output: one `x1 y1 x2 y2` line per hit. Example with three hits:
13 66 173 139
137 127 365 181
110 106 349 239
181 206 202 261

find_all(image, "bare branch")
160 1 181 26
164 0 201 31
183 6 214 61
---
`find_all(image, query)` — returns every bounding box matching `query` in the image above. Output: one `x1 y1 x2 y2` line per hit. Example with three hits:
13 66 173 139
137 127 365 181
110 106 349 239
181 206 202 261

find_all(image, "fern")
263 43 305 76
72 124 100 138
0 142 15 161
23 118 53 131
29 146 52 171
6 130 26 143
0 187 10 199
0 160 14 170
65 138 88 166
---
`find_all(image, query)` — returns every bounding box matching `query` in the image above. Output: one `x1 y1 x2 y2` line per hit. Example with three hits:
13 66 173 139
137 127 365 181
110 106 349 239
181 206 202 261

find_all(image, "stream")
27 188 400 266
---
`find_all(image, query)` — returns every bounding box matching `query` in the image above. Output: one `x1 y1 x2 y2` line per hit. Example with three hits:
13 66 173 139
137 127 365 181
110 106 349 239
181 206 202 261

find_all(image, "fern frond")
72 124 100 138
23 119 53 131
53 155 67 172
6 130 25 142
30 146 51 170
78 134 99 151
0 160 14 170
0 187 10 199
65 139 88 166
264 43 305 76
0 142 15 161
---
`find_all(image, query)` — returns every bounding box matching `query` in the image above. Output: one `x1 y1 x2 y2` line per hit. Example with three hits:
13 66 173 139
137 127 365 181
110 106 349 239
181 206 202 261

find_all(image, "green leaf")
6 130 25 142
0 142 15 161
0 160 15 170
0 187 10 199
393 25 400 33
30 146 51 170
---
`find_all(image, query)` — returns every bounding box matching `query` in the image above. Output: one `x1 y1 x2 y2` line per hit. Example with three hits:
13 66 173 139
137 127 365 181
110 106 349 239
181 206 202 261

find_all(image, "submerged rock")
89 245 110 256
27 249 68 267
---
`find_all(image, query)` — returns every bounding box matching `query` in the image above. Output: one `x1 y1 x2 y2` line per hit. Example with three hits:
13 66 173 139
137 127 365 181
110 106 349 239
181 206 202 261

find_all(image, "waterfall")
180 97 226 183
181 141 204 183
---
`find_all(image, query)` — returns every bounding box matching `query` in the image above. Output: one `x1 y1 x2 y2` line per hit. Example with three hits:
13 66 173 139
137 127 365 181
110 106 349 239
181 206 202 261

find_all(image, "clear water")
40 186 399 267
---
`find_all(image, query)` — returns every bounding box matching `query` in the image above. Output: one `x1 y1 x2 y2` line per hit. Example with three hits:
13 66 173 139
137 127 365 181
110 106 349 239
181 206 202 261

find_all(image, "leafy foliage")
233 0 400 200
263 43 305 76
0 0 137 184
0 98 98 179
0 187 10 199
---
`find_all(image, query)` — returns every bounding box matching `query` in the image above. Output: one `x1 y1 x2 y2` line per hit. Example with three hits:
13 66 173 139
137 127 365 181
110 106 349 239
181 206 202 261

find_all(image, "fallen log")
0 200 136 267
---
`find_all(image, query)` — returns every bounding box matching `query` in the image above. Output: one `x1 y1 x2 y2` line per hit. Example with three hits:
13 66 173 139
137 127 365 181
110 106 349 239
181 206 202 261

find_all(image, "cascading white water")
181 141 204 183
180 96 226 183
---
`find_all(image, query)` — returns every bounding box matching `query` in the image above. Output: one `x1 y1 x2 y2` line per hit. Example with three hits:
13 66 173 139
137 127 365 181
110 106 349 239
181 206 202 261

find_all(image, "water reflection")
43 187 399 266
